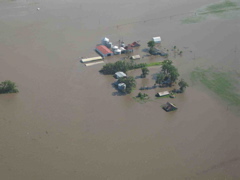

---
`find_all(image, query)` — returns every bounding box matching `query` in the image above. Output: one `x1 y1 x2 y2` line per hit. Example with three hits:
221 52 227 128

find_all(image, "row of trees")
0 80 19 94
100 61 147 75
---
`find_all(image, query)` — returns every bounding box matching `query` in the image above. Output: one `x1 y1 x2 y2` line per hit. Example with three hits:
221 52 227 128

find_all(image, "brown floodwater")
0 0 240 179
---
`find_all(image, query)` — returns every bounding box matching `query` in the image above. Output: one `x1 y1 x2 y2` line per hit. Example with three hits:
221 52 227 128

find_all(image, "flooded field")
0 0 240 179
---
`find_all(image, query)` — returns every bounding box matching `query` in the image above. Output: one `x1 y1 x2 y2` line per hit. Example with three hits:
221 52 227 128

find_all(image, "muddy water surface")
0 0 240 179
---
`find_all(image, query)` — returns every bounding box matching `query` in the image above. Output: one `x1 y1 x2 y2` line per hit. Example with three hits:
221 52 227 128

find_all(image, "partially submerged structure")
149 47 168 56
162 102 177 112
130 41 140 47
157 91 170 97
131 55 141 60
115 72 127 79
125 45 133 53
118 83 126 91
81 56 103 63
96 45 113 57
101 37 113 49
152 36 161 43
85 61 104 67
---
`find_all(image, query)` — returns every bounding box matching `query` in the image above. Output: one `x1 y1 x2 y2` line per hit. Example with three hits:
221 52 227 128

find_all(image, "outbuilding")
95 45 113 57
162 102 177 112
101 37 109 45
152 36 161 43
130 41 140 47
125 45 133 53
131 55 141 60
157 91 170 97
118 83 126 91
115 72 127 79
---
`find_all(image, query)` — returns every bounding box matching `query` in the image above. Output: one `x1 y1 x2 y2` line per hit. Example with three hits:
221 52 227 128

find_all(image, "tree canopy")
141 67 149 78
147 40 155 49
178 79 189 92
100 61 147 75
0 80 19 94
161 60 179 84
118 76 136 94
155 72 166 84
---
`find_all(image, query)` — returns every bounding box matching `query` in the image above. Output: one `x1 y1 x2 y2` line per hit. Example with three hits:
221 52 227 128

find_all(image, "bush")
0 80 19 94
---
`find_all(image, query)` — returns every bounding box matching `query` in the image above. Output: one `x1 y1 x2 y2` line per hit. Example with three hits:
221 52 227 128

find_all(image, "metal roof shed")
131 55 141 60
115 72 127 79
152 36 161 43
95 45 113 57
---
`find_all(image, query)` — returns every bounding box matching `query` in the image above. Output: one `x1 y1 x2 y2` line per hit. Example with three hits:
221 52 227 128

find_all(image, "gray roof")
115 72 127 78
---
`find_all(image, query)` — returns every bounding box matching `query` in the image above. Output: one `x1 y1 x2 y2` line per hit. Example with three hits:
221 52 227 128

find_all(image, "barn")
95 45 113 57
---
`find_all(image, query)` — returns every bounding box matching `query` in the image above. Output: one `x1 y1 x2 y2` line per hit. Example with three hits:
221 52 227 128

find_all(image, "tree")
161 60 173 74
147 40 155 49
155 73 165 84
169 66 179 84
0 80 19 94
178 79 189 92
141 67 149 78
118 76 136 94
161 60 179 85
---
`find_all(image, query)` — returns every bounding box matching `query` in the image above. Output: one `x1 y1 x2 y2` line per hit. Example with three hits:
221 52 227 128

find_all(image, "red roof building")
125 44 133 53
130 41 140 47
95 45 113 57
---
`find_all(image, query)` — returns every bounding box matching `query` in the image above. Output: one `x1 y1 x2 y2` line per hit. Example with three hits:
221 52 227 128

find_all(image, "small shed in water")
115 72 127 79
152 36 161 43
130 41 140 47
125 45 133 53
81 56 103 63
157 91 170 97
162 102 177 112
131 55 141 60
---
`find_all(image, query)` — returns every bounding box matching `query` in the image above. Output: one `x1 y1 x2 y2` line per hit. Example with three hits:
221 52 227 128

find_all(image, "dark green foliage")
161 60 179 84
147 40 155 49
154 60 179 86
0 80 19 94
137 92 149 100
169 67 179 83
161 60 173 74
141 67 149 78
100 61 147 75
118 76 136 94
178 79 189 92
156 73 165 84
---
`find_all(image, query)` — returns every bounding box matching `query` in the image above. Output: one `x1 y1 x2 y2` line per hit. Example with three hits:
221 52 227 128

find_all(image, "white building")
152 36 161 43
115 72 127 79
101 37 109 45
118 83 126 91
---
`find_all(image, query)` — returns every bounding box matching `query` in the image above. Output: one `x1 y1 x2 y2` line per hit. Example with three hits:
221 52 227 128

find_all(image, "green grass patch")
182 15 206 24
205 0 237 12
146 62 163 67
182 0 240 23
191 67 240 106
